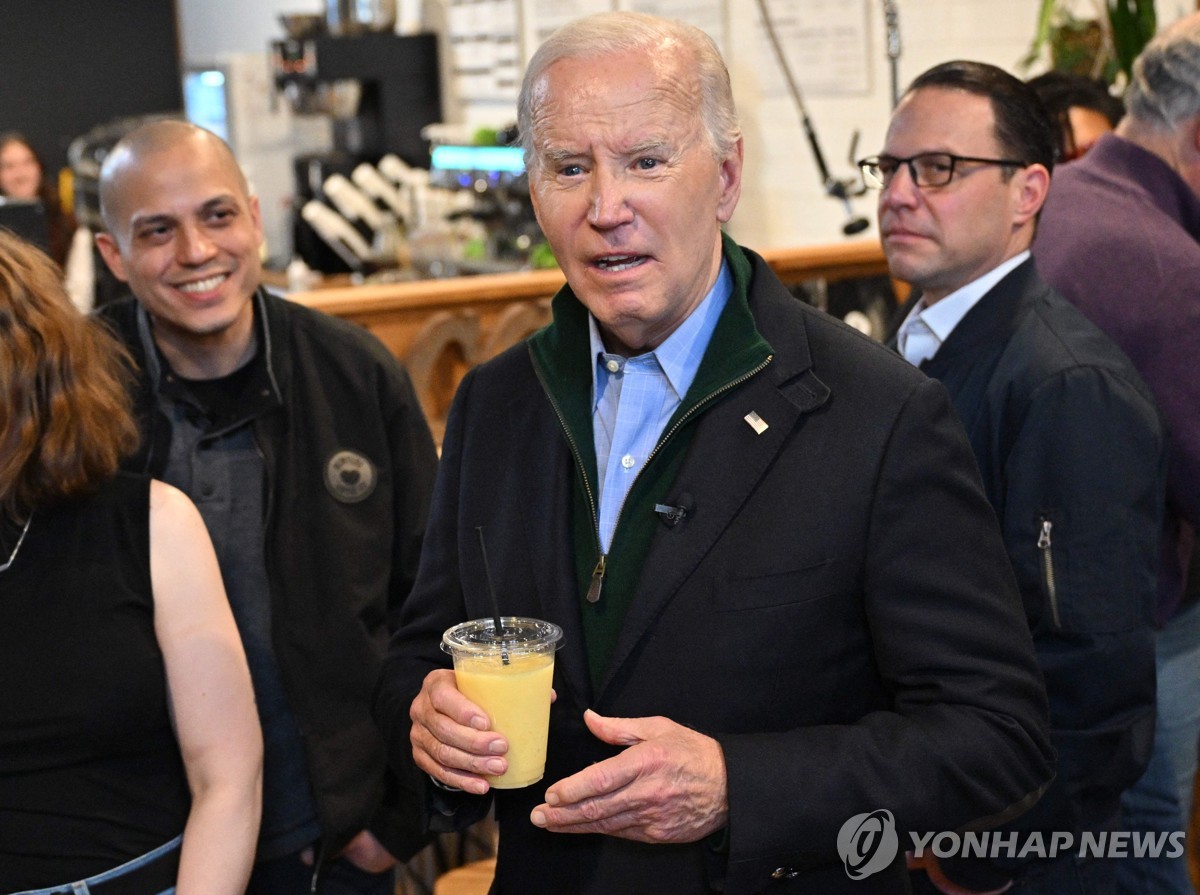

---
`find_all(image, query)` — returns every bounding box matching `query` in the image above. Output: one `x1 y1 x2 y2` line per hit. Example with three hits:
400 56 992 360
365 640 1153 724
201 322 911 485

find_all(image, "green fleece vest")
527 236 774 690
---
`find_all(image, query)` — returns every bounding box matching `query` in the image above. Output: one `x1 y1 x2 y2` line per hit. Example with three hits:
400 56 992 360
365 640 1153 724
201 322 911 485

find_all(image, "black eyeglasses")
857 152 1028 189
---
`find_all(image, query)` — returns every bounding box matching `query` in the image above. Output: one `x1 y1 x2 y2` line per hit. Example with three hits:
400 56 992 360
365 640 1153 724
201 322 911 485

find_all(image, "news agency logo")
907 829 1187 861
837 808 1189 880
837 809 900 880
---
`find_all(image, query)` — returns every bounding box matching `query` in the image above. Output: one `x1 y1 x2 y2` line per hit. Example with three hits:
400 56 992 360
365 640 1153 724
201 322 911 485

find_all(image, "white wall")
175 0 1196 251
733 0 1045 249
729 0 1193 248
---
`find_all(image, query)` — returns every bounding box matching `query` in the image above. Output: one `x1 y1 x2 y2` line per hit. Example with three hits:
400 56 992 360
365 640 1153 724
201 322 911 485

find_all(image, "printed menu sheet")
756 0 870 96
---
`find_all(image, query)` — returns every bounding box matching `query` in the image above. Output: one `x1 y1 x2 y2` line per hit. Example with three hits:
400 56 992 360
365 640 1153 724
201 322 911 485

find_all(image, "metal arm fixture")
754 0 870 236
883 0 902 109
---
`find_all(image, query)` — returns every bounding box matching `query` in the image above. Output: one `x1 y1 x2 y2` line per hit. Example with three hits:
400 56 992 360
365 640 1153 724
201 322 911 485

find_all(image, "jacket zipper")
532 363 605 601
535 352 773 604
1037 517 1060 628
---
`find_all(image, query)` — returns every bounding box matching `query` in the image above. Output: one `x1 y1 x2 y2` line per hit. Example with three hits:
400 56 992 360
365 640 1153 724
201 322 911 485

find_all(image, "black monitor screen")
0 200 51 255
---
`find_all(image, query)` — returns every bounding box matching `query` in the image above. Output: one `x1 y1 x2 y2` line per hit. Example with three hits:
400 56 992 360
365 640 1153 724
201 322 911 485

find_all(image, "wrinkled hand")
906 852 1013 895
300 830 397 873
409 668 508 795
530 709 728 843
342 830 398 873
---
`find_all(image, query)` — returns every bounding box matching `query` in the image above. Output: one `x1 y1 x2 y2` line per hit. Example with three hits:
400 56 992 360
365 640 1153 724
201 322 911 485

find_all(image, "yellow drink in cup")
454 651 555 788
442 617 563 789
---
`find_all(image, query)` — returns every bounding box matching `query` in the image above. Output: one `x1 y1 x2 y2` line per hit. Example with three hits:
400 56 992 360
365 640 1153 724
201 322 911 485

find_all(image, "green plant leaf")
1029 0 1155 87
1106 0 1156 84
1020 0 1060 71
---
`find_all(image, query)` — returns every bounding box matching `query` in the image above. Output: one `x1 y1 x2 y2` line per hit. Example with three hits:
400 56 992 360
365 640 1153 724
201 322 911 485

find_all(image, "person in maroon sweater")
1033 12 1200 895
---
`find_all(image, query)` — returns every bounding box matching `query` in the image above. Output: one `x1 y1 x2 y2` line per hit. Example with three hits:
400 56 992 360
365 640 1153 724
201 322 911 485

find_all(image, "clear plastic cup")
442 617 563 789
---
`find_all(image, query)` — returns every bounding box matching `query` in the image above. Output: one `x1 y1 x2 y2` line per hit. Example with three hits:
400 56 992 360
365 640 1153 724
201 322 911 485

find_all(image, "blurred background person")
1026 71 1123 161
0 131 76 267
0 230 262 893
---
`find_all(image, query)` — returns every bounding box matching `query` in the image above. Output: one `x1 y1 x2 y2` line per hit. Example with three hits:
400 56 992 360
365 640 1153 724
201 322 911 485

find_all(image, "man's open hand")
530 709 728 843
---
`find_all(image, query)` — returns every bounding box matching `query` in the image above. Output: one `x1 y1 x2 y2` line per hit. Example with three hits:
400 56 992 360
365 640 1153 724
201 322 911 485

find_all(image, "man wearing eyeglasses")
866 61 1166 895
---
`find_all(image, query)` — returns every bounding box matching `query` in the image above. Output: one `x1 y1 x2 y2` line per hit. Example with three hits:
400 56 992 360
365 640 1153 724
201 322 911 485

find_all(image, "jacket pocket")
1025 508 1151 634
715 557 847 612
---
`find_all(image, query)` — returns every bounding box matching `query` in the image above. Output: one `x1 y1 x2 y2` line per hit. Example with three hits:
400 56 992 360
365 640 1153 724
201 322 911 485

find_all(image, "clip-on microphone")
654 493 695 528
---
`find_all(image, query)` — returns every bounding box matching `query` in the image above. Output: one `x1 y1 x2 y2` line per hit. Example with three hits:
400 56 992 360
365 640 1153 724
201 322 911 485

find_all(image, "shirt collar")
589 260 733 405
902 250 1030 345
140 287 281 415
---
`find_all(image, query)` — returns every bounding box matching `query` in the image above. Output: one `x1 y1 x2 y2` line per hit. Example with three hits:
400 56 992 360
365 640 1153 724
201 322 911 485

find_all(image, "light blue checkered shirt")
589 261 732 552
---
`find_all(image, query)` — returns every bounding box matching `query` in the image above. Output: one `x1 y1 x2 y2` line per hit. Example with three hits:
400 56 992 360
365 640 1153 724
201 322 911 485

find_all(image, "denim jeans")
9 834 182 895
1117 598 1200 895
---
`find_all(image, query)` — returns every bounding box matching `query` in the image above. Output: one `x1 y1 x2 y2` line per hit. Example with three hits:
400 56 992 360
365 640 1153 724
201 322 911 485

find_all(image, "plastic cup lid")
441 616 563 657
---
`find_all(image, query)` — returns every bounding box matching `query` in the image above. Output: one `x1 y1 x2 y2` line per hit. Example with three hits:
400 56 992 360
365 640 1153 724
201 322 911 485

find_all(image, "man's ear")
1012 163 1050 227
94 231 129 282
716 138 744 224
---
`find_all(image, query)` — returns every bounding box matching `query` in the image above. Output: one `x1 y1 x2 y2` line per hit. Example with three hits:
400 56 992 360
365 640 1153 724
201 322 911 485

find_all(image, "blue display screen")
183 68 230 142
430 145 525 174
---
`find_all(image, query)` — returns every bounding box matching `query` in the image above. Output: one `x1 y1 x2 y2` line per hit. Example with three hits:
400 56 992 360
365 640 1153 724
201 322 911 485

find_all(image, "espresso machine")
426 142 543 274
272 25 441 272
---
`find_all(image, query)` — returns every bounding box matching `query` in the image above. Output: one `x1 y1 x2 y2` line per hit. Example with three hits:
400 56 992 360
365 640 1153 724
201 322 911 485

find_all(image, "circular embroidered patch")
324 450 377 503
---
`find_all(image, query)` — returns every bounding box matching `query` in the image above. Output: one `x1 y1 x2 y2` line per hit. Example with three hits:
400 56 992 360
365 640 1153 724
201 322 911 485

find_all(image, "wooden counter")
291 240 902 442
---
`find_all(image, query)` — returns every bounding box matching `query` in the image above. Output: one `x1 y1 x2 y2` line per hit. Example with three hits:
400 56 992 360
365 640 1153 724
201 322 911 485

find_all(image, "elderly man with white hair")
377 11 1055 894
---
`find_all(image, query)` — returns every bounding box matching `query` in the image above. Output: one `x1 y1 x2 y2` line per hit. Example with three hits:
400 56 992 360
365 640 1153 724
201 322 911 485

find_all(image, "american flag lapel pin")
744 411 769 435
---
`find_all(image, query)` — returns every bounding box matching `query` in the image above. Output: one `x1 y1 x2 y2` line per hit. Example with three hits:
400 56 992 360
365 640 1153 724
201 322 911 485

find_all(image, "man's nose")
587 169 634 228
176 223 216 265
880 162 920 208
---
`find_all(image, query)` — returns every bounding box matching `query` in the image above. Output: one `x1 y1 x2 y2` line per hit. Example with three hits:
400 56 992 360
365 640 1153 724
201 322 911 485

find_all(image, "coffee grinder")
272 30 441 272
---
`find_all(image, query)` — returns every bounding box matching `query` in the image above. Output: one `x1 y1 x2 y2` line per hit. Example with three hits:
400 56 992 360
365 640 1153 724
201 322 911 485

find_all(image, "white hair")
516 12 740 171
1125 15 1200 132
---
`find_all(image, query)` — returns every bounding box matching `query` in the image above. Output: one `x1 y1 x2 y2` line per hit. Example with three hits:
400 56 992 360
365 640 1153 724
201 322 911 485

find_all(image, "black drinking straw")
476 526 510 664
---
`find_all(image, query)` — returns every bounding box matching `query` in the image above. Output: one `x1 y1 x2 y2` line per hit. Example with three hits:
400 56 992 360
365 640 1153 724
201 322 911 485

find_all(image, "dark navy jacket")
896 258 1165 888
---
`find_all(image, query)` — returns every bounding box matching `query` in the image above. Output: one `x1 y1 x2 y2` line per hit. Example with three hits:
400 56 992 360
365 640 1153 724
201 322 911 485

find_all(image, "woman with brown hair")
0 230 262 893
0 133 76 267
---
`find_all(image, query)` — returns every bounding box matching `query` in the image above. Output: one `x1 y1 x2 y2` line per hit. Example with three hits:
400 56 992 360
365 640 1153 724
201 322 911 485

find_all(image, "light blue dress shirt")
589 261 732 552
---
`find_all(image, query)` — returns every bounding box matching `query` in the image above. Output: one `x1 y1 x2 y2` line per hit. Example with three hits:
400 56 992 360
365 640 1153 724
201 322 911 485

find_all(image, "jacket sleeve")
717 377 1055 891
939 365 1164 890
374 366 494 837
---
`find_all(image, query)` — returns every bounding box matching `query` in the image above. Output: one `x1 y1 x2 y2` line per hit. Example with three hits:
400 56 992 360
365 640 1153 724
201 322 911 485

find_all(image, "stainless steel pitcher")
325 0 397 36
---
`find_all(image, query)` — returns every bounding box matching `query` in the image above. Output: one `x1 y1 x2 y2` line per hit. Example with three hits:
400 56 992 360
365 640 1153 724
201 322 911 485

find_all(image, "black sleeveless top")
0 473 190 889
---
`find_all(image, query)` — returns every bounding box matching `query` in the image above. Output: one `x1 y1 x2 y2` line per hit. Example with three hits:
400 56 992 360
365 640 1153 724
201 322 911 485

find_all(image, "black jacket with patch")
98 289 439 864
